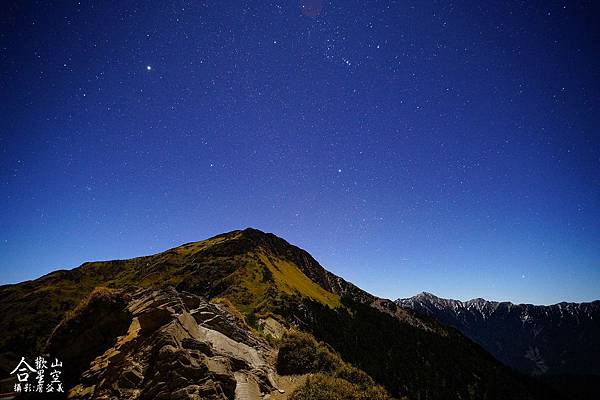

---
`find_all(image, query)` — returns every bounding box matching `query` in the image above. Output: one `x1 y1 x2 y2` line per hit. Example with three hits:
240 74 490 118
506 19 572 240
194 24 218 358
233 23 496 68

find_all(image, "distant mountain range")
396 292 600 376
0 228 594 399
397 292 600 399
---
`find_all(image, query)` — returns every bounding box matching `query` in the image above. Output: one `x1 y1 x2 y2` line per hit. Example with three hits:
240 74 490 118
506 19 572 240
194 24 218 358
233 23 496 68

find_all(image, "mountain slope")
0 228 560 399
397 292 600 376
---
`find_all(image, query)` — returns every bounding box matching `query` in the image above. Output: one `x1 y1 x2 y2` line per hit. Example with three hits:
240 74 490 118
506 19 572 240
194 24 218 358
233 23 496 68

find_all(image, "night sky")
1 1 599 304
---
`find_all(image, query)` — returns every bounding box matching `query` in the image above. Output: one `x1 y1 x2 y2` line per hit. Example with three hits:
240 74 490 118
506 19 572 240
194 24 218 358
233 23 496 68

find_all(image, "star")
146 65 152 71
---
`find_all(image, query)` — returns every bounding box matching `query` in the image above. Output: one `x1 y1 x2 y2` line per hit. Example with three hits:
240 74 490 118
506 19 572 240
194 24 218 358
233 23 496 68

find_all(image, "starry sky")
1 1 599 304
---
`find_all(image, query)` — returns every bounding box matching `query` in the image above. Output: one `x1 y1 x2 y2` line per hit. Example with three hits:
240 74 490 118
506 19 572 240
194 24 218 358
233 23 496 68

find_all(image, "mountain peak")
415 291 440 299
465 297 492 308
0 229 572 399
214 227 297 255
235 227 272 240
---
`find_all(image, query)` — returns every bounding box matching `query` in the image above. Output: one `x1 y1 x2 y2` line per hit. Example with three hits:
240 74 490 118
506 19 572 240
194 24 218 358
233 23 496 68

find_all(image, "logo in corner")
10 356 63 394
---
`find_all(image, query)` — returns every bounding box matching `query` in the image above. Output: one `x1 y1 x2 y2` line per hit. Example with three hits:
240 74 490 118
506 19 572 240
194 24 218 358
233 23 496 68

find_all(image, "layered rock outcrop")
64 287 281 400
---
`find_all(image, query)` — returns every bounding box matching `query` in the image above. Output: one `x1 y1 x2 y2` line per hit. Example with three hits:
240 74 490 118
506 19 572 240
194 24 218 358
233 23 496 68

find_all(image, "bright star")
146 65 152 71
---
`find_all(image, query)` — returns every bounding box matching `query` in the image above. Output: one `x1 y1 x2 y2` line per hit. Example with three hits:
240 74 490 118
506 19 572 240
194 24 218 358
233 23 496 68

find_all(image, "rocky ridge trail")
61 287 284 400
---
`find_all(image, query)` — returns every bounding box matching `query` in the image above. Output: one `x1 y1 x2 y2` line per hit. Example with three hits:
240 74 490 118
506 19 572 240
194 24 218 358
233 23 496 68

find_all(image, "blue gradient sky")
1 1 599 304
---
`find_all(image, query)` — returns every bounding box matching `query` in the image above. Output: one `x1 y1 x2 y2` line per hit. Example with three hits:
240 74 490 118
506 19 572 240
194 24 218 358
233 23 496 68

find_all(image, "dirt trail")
234 372 261 400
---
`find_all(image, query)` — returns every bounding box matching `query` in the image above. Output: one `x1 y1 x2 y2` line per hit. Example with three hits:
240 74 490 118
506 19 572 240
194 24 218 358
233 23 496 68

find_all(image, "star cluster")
1 1 599 304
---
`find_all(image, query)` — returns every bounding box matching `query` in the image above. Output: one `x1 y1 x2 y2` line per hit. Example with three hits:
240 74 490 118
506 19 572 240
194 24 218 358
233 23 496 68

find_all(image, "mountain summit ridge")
407 291 599 308
0 228 564 399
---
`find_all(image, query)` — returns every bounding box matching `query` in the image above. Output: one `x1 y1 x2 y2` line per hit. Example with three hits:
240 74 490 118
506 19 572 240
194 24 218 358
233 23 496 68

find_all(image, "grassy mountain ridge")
0 228 561 399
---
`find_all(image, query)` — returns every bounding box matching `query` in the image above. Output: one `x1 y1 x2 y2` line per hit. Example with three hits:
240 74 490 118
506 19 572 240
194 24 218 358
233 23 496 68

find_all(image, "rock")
138 308 173 332
67 287 278 400
119 367 143 388
258 318 286 339
180 293 201 310
234 371 261 400
181 337 213 355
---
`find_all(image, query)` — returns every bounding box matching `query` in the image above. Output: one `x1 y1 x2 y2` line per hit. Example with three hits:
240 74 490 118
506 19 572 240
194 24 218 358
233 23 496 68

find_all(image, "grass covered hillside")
0 228 561 399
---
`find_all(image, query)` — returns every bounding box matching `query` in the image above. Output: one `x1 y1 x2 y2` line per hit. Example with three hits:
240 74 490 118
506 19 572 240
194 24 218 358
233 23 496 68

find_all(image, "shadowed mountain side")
398 292 600 400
